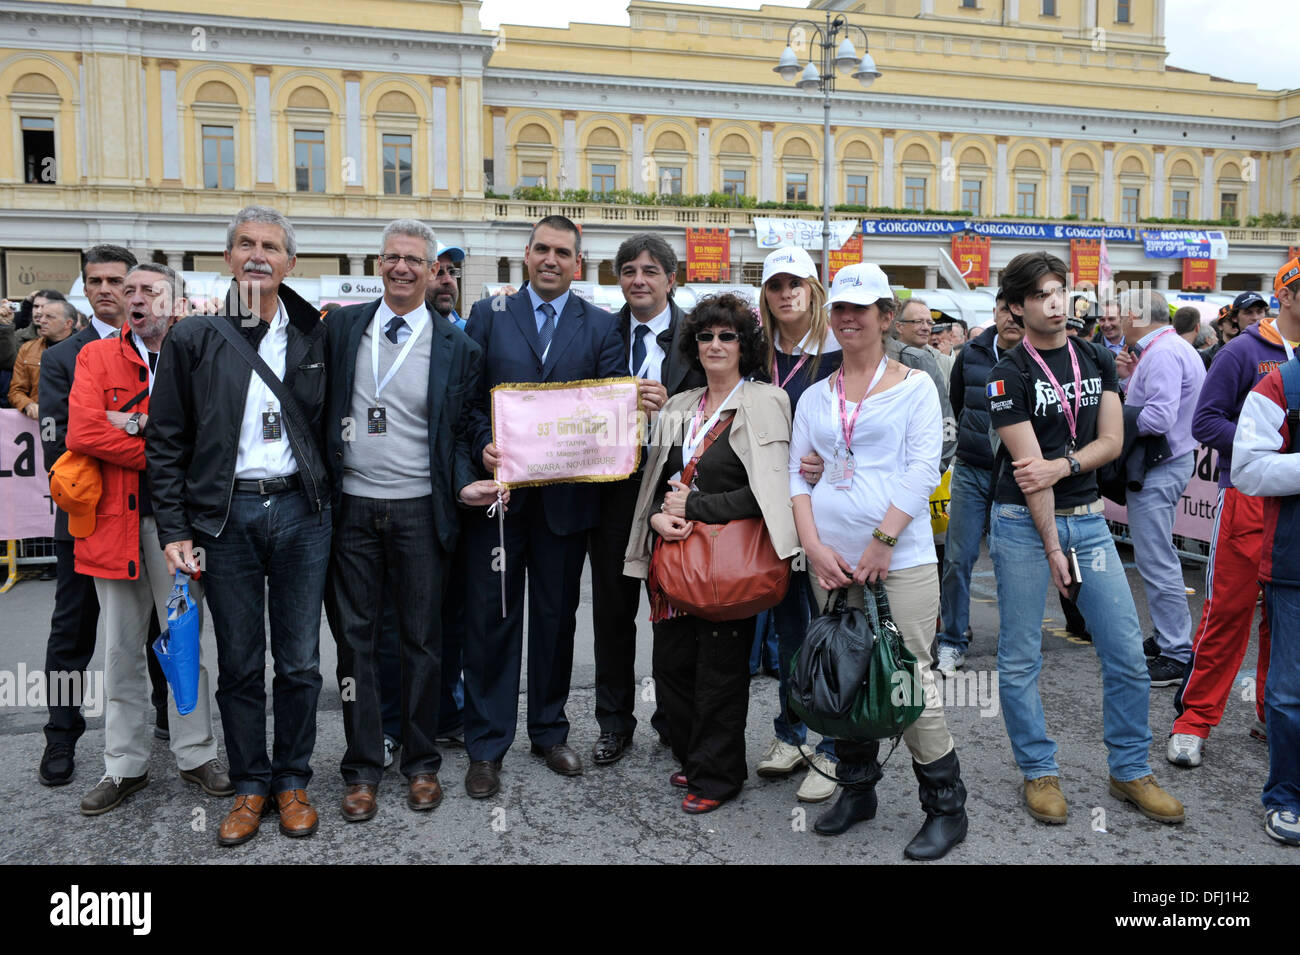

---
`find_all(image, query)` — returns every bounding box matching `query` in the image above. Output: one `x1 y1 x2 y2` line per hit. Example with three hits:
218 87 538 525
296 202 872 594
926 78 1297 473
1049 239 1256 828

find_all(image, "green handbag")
788 581 925 742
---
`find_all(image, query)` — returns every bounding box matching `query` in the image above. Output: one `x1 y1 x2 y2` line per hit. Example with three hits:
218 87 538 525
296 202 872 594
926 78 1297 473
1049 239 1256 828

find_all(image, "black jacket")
949 324 1001 472
147 285 330 545
40 323 108 540
613 298 706 398
323 299 482 552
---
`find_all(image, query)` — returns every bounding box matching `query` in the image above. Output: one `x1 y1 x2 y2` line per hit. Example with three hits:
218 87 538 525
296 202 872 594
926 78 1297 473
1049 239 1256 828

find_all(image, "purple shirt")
1125 325 1207 460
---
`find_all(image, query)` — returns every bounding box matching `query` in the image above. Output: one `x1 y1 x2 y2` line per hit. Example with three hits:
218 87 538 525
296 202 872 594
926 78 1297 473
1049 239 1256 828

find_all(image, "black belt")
233 474 301 495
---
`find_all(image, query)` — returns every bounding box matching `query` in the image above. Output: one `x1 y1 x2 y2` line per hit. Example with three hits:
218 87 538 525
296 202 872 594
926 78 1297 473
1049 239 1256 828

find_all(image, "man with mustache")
148 206 332 846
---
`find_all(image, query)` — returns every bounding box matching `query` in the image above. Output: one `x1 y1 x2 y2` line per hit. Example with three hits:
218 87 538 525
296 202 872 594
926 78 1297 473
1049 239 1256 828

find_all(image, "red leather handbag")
648 414 791 622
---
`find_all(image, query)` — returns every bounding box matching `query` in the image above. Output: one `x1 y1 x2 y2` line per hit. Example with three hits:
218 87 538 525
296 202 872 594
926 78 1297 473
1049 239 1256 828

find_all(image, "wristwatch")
124 412 143 436
1065 454 1081 476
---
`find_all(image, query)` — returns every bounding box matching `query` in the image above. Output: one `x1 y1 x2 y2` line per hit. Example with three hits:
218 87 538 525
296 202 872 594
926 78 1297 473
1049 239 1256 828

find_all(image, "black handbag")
788 583 925 742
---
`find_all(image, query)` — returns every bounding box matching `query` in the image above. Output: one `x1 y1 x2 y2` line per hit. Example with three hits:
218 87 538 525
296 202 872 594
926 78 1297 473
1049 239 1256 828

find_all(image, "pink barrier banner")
1103 443 1221 544
0 409 55 539
492 378 642 488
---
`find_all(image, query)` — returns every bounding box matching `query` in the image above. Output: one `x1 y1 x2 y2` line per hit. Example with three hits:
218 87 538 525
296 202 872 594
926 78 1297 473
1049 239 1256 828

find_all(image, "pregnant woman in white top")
788 262 970 861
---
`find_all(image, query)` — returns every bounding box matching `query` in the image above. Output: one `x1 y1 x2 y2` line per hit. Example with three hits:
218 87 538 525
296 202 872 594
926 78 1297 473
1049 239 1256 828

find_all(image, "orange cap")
1275 256 1300 294
49 452 102 539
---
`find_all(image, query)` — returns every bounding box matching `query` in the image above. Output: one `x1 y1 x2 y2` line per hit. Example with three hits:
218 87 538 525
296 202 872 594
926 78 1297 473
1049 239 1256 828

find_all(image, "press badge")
835 452 855 491
261 402 282 442
367 406 388 435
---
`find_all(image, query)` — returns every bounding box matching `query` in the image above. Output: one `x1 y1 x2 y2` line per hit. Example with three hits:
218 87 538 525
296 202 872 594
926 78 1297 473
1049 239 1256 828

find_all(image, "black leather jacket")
146 285 330 545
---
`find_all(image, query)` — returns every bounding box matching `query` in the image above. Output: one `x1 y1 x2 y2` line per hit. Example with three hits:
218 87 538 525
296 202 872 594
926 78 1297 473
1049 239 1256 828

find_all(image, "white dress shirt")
234 301 298 479
91 316 118 340
628 305 671 381
375 299 429 345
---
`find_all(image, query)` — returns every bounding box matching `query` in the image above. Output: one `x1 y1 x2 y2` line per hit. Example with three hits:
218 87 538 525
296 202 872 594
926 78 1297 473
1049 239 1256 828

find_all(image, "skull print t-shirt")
986 336 1119 508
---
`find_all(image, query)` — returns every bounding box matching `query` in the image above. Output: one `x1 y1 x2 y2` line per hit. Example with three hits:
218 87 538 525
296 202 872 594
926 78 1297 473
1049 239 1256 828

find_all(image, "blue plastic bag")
152 571 200 716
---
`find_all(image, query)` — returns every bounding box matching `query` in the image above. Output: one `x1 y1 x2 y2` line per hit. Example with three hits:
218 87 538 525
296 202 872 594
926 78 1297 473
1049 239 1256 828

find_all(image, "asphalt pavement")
0 542 1291 866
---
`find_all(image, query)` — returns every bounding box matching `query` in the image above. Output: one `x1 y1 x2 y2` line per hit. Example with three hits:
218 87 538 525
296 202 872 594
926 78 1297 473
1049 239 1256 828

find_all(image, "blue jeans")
771 572 836 759
1263 584 1300 813
1126 452 1195 661
749 611 778 675
195 489 331 796
989 503 1152 782
939 461 994 653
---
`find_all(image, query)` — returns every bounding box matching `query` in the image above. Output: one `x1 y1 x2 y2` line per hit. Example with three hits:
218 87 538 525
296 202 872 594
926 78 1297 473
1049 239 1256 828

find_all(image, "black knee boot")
814 742 882 837
904 748 968 860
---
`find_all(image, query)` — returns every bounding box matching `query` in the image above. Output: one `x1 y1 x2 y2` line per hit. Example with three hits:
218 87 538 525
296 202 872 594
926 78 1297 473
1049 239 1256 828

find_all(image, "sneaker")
1250 720 1268 743
936 644 965 676
38 740 75 787
383 736 398 770
80 773 148 816
1109 774 1185 824
756 738 806 777
796 753 838 803
1024 775 1068 824
1142 636 1159 659
1265 809 1300 846
1148 655 1188 688
1166 733 1204 768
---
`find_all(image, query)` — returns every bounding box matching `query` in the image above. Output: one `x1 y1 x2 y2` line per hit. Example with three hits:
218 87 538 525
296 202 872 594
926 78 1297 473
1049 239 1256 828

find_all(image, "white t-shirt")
788 369 941 571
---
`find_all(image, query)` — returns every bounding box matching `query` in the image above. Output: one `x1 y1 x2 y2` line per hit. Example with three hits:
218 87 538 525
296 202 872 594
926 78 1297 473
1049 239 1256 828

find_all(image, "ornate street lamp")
773 14 882 280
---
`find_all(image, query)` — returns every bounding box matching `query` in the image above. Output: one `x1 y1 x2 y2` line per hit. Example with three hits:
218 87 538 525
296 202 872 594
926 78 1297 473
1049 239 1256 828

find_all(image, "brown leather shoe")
275 788 319 838
341 783 378 822
530 742 583 776
407 773 443 811
218 794 268 847
464 760 501 799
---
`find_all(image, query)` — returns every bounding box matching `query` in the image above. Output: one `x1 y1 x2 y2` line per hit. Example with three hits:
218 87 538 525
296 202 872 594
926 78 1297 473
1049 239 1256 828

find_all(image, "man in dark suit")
461 215 626 797
588 234 704 765
321 219 488 821
37 244 169 786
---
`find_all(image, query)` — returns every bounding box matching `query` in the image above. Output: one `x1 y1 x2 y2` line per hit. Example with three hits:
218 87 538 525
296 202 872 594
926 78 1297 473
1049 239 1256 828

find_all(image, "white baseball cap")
761 246 818 287
826 262 892 308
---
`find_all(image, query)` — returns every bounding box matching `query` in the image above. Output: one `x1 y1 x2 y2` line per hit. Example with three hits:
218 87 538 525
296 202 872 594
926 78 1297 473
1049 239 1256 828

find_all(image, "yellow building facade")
2 0 1298 298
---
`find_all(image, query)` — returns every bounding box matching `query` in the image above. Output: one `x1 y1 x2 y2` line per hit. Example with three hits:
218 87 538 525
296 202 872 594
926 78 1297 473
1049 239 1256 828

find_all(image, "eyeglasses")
695 330 740 343
896 318 932 327
433 266 462 280
379 253 429 269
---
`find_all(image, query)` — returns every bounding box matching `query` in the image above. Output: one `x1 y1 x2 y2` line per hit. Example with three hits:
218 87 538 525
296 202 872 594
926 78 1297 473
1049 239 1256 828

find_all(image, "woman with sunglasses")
625 293 798 814
789 263 969 860
753 246 844 803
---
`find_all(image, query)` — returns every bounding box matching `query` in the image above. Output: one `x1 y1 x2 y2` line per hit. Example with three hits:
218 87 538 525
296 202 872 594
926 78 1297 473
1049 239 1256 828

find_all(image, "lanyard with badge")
1021 337 1082 453
680 380 744 482
369 312 428 435
826 357 887 490
260 312 283 442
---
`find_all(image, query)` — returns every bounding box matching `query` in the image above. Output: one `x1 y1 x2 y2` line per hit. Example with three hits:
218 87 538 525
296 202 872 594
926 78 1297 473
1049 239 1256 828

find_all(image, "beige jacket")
624 379 799 578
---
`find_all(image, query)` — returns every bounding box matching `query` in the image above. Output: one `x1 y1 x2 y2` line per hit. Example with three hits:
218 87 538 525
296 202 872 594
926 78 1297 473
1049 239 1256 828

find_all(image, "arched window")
12 72 62 184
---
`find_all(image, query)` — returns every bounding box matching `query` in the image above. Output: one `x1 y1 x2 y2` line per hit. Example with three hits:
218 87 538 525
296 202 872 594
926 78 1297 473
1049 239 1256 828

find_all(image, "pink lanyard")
834 358 887 455
772 353 809 390
1022 338 1083 450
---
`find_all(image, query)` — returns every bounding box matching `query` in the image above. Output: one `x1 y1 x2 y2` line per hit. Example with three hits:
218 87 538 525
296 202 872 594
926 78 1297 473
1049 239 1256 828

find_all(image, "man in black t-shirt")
986 251 1185 829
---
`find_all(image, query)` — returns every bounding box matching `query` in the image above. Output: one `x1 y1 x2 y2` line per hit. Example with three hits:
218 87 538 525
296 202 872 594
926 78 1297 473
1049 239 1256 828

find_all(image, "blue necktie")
384 315 405 344
632 323 651 377
537 302 556 354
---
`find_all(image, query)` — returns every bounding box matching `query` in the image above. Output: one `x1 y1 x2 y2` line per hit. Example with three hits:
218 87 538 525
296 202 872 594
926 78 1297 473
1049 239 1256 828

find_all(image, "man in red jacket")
66 264 229 815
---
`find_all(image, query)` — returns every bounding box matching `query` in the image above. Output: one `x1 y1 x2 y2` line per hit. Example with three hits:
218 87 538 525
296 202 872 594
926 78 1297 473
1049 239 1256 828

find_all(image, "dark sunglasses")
696 330 740 343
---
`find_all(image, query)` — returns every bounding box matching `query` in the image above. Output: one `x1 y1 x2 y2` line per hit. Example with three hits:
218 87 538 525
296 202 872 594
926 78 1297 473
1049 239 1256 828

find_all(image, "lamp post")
773 13 881 282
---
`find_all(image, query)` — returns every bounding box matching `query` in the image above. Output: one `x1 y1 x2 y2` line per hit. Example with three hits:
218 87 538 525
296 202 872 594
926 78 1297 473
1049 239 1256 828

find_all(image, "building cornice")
484 69 1285 151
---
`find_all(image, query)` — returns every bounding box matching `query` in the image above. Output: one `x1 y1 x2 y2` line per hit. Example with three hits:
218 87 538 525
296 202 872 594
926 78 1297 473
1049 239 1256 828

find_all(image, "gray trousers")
96 516 218 778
